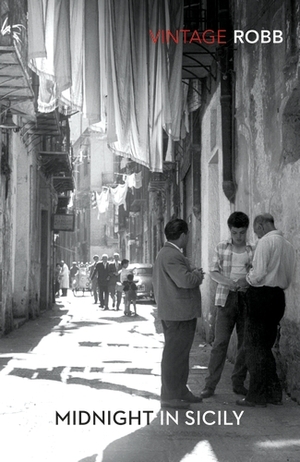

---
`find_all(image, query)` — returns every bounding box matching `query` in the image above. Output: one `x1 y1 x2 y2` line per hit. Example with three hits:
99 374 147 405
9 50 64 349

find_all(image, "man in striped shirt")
201 212 254 399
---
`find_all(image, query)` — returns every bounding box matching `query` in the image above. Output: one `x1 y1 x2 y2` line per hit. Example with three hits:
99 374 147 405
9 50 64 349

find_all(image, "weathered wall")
12 133 30 318
0 131 14 334
200 85 232 341
28 159 41 319
234 0 300 396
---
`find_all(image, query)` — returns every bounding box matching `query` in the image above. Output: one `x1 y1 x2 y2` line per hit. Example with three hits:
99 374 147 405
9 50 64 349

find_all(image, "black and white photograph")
0 1 299 461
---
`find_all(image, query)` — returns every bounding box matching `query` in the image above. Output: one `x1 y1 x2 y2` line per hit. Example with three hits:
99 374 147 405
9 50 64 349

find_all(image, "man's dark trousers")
161 318 197 400
244 286 285 404
204 291 247 391
98 283 109 308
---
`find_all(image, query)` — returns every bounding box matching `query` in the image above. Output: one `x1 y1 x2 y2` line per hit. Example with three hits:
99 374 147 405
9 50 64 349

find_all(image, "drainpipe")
218 3 236 203
192 145 201 220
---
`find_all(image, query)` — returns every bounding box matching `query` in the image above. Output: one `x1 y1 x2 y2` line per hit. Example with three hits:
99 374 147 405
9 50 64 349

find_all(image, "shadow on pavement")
80 413 215 462
7 365 160 400
80 408 300 462
0 303 69 357
100 415 197 462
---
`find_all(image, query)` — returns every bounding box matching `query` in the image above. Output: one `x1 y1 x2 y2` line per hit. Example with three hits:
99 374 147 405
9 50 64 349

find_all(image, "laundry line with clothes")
90 171 142 216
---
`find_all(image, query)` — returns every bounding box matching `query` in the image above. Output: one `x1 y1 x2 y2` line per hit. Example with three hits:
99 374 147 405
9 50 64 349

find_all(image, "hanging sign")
51 214 75 232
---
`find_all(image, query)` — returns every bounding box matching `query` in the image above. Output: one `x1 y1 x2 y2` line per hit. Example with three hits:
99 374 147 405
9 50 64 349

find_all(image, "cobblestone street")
0 294 299 462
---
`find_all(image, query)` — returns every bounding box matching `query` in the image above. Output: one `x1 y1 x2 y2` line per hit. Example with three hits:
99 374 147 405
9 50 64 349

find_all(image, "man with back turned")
153 218 204 409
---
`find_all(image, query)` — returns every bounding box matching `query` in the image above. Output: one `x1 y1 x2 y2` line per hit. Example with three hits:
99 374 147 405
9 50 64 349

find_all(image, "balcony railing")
0 1 34 112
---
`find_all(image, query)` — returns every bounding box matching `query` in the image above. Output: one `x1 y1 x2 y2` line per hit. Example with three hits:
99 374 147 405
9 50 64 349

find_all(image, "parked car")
128 263 154 301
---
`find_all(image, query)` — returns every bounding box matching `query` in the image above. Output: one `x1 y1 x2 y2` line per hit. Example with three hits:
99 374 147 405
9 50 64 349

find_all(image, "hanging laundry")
60 0 84 114
127 172 142 189
27 0 46 60
127 173 135 189
120 157 130 169
28 0 72 113
26 0 186 172
110 180 128 210
96 189 110 214
83 0 101 123
106 0 177 172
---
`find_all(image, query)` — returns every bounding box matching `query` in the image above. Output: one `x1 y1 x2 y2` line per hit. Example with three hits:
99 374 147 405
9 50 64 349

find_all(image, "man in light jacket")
59 260 70 297
153 218 204 409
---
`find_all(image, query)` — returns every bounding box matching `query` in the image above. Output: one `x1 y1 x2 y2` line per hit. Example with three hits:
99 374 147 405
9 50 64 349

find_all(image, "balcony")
38 151 72 178
0 1 35 115
148 173 166 193
35 111 73 193
182 1 230 84
52 176 74 194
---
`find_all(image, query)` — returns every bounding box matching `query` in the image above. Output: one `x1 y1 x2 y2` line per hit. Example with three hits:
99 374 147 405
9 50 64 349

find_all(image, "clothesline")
26 0 185 172
90 172 142 217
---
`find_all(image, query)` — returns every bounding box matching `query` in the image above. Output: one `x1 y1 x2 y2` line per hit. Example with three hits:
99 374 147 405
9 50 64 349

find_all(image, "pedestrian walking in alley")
69 261 79 288
108 252 122 310
118 258 131 312
123 273 138 316
59 260 70 296
236 213 296 407
201 211 254 400
153 218 204 409
119 258 131 283
89 255 99 304
54 263 61 297
91 254 110 309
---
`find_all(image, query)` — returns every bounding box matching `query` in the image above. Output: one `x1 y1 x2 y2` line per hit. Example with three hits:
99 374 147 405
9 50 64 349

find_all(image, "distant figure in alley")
60 260 70 297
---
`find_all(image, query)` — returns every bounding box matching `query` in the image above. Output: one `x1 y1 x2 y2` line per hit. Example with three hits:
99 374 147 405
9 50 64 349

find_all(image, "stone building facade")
232 0 300 397
196 0 300 398
1 0 300 399
0 1 74 334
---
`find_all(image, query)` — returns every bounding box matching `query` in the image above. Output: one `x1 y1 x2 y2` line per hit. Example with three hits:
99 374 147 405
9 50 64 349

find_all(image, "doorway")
40 210 49 311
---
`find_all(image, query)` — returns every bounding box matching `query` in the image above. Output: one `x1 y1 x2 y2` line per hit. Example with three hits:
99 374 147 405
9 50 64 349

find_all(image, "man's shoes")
267 399 283 405
200 388 214 399
182 391 202 403
236 398 254 407
236 398 267 408
233 385 248 396
161 399 190 409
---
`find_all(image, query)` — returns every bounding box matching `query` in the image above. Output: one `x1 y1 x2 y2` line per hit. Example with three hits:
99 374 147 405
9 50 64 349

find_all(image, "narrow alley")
0 295 299 462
